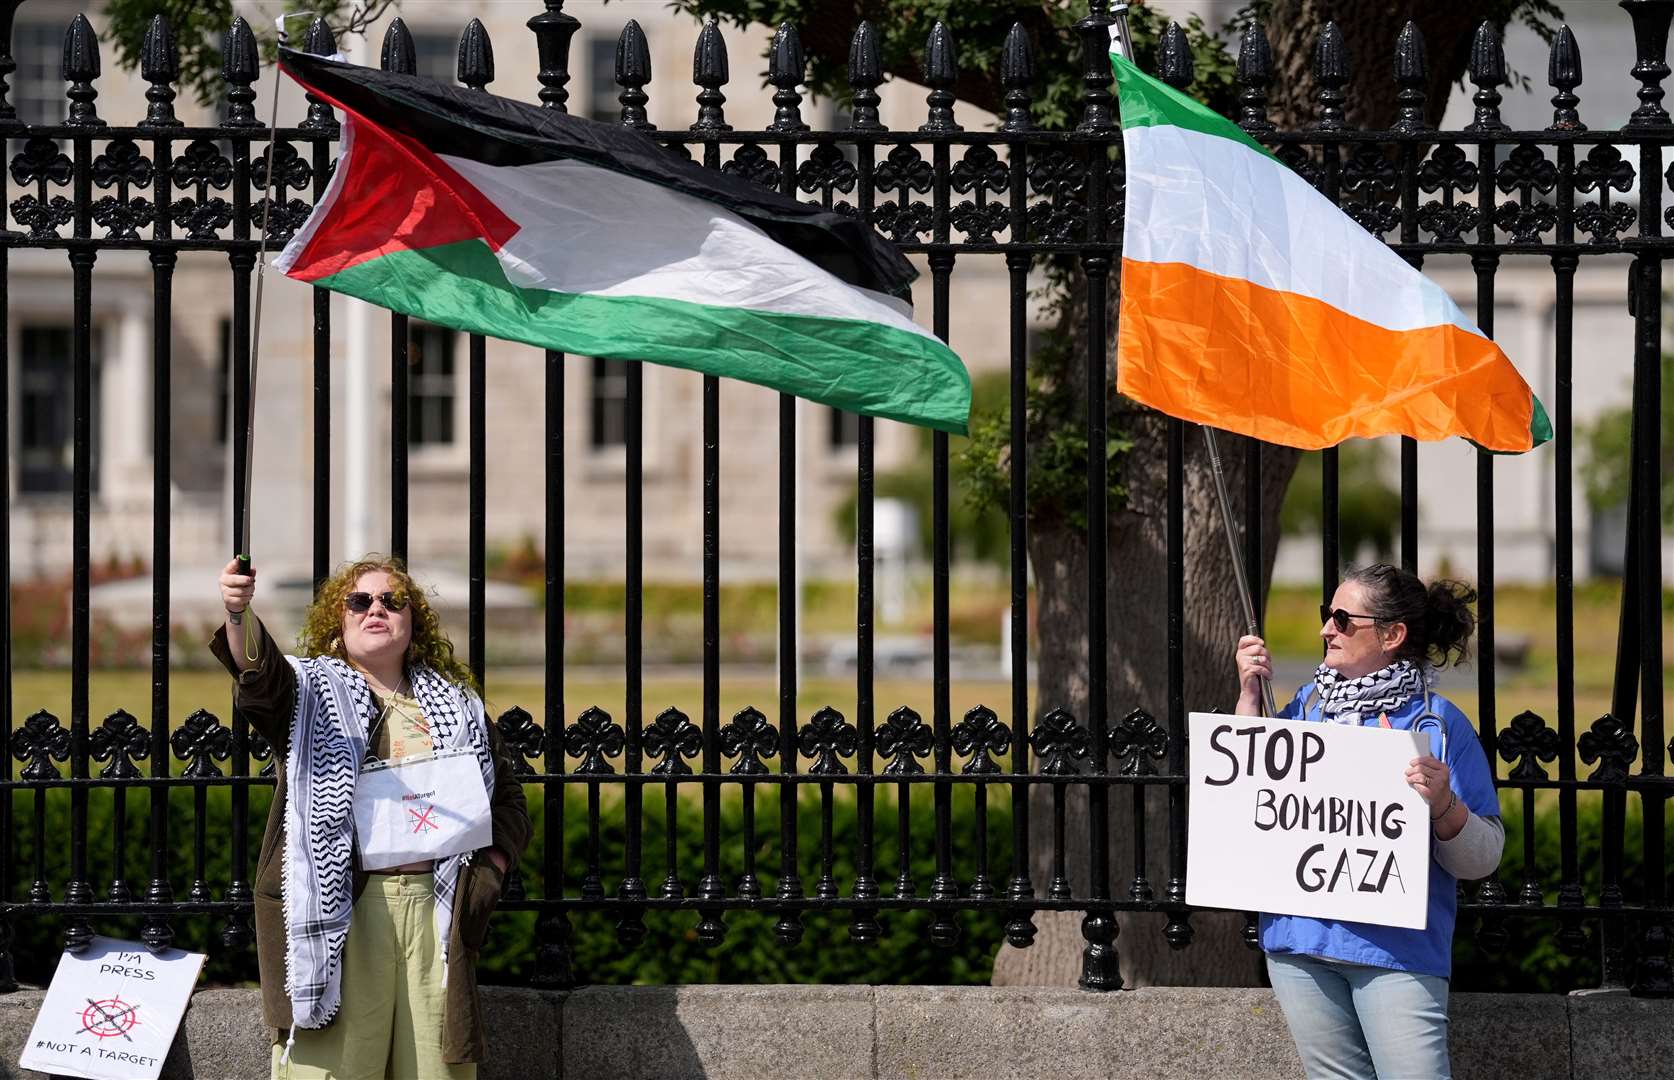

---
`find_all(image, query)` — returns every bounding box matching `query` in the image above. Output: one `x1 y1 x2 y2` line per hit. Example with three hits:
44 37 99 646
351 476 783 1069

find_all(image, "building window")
589 357 628 447
19 325 100 494
829 407 860 448
409 28 458 84
408 321 457 446
12 22 65 126
586 36 618 122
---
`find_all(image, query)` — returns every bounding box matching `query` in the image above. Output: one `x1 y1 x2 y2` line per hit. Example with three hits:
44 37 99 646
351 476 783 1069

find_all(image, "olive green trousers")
270 872 475 1080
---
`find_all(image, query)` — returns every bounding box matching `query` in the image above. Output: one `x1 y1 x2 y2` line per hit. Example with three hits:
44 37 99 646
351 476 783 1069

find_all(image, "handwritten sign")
1186 712 1432 929
19 935 204 1080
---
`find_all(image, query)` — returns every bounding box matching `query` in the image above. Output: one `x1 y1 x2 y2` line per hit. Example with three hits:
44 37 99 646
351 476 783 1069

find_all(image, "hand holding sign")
1186 713 1432 929
1405 754 1451 809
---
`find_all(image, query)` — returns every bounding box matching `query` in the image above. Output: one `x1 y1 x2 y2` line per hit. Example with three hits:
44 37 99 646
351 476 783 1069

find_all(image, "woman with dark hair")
214 556 530 1079
1234 563 1502 1080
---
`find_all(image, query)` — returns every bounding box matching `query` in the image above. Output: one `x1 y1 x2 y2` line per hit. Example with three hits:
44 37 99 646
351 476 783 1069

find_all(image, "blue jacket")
1258 683 1500 978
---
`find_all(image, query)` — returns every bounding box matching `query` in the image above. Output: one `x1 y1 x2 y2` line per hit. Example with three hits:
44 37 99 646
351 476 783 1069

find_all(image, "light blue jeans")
1266 952 1451 1079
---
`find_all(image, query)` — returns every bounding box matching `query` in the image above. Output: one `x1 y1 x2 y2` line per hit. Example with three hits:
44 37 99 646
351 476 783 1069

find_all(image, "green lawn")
8 668 1020 738
12 579 1667 779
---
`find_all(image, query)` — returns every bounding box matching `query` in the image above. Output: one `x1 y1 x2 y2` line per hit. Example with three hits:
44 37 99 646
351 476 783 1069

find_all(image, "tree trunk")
991 402 1299 987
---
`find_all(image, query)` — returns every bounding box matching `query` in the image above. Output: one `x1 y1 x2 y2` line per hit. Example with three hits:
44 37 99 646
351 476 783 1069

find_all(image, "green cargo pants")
270 872 476 1080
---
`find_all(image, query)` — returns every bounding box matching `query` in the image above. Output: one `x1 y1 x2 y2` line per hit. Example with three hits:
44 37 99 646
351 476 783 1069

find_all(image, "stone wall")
0 985 1666 1079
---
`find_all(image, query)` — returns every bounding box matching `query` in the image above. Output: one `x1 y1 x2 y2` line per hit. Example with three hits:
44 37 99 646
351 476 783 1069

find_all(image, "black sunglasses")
1320 605 1378 632
345 590 409 614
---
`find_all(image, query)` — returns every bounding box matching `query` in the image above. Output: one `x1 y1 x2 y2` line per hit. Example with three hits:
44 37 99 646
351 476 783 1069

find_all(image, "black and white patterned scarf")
1311 658 1426 725
281 656 494 1029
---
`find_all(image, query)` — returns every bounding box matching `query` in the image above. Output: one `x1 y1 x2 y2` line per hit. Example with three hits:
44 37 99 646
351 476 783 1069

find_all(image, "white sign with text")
1186 712 1432 930
19 935 205 1080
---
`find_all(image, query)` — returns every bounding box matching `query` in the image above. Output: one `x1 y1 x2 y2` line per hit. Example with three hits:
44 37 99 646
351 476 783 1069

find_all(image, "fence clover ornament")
720 705 776 774
567 706 625 775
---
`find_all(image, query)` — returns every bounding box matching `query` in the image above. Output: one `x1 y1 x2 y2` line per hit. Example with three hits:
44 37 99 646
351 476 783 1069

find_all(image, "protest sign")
19 935 205 1080
1185 712 1432 929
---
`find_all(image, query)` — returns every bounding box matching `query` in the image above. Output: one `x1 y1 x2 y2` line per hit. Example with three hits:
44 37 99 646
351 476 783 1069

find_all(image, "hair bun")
1423 578 1478 667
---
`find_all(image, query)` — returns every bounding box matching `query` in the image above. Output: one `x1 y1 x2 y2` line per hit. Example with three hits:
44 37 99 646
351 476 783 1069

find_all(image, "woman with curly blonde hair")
213 555 529 1080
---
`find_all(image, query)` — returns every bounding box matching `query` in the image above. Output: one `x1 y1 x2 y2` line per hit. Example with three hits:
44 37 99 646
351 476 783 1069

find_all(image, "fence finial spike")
1548 23 1585 131
382 18 416 75
459 17 495 90
139 13 181 130
303 15 335 57
1000 22 1034 133
1467 20 1507 133
141 13 177 83
1392 20 1430 133
300 16 338 132
691 18 730 133
768 23 807 132
1157 21 1193 90
1236 18 1273 133
920 21 961 133
847 20 885 132
62 12 99 82
220 15 260 128
1313 21 1350 131
63 12 103 128
615 20 654 130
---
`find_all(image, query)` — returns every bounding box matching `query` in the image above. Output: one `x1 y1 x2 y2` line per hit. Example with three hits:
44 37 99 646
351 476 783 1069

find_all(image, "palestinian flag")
1110 46 1550 452
274 48 969 434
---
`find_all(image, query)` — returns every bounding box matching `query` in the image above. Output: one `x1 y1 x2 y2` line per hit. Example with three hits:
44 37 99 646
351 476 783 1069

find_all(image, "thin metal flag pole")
241 13 315 575
1202 427 1277 716
1107 2 1275 717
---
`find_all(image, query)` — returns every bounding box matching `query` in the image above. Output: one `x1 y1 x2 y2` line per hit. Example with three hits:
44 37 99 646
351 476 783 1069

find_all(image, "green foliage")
834 372 1018 567
1279 442 1403 566
4 783 1662 994
102 0 385 110
4 784 1010 989
1579 352 1674 527
481 787 1013 985
1451 792 1665 993
667 0 1238 129
104 0 234 109
959 301 1136 533
7 785 279 987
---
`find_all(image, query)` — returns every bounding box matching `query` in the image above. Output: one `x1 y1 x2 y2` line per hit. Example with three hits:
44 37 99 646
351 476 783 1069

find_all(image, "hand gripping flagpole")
1106 4 1276 717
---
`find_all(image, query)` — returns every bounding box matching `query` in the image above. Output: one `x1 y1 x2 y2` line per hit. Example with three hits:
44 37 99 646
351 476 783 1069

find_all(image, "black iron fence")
0 0 1672 996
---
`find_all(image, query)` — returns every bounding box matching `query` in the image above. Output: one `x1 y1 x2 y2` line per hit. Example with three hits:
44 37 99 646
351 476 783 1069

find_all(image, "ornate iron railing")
1 0 1672 996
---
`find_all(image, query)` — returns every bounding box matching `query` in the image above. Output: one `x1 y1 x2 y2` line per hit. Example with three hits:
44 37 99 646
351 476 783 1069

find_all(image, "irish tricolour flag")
1111 48 1549 452
275 49 969 434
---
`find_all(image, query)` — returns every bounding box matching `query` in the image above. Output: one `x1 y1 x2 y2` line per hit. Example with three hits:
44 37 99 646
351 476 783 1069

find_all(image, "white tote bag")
353 746 492 871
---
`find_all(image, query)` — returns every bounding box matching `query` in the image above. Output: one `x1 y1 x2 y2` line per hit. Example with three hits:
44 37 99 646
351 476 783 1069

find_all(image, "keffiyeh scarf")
281 656 494 1029
1311 658 1426 725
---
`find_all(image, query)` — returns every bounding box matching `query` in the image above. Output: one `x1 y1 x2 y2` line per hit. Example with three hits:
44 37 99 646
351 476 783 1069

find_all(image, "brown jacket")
210 622 532 1065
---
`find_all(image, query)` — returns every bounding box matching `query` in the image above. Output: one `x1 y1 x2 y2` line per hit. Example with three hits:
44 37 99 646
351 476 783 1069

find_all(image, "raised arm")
219 558 259 672
208 559 296 754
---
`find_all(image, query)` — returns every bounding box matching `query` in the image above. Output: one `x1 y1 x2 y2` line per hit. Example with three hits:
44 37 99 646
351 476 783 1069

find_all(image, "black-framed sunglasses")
345 590 409 615
1320 605 1378 633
